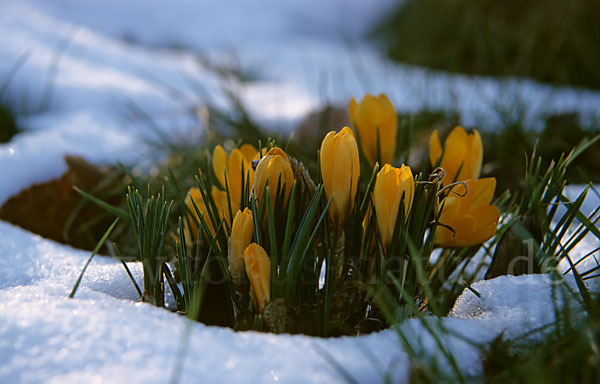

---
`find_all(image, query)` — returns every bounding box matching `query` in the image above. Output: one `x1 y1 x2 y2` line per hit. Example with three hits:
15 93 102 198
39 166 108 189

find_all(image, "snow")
1 0 599 382
0 220 591 383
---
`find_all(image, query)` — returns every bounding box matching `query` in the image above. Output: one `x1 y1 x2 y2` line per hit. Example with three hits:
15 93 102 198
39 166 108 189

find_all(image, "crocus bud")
253 147 295 207
213 144 257 209
243 243 271 313
348 93 397 166
320 127 360 228
429 126 483 187
373 164 415 250
435 178 500 248
228 208 254 285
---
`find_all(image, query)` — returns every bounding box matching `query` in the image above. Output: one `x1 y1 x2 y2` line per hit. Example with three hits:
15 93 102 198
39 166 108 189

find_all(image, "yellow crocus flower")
212 144 257 209
243 243 271 313
253 147 295 208
319 127 360 228
348 93 397 166
435 178 500 248
429 126 483 187
373 164 415 250
228 208 254 285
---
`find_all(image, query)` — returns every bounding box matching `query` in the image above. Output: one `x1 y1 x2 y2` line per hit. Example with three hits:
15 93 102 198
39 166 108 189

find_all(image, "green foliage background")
372 0 600 89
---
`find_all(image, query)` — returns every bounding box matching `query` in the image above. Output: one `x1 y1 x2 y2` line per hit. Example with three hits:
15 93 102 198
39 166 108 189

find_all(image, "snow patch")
1 220 595 382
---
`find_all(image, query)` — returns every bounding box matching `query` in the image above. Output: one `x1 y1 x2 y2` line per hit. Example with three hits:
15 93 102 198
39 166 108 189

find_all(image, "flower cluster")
182 93 501 329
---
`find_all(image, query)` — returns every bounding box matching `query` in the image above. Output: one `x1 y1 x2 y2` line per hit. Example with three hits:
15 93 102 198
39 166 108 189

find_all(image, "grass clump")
372 0 600 89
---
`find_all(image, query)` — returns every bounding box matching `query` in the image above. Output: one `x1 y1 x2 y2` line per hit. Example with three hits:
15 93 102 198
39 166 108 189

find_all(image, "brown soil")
0 156 125 251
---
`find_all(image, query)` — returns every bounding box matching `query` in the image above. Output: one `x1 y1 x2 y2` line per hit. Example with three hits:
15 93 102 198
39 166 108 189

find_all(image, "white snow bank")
0 220 593 383
25 0 399 47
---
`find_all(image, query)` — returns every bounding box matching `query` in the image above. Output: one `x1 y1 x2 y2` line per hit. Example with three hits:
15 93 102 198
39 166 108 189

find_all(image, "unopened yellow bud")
228 208 254 285
243 243 271 313
253 147 295 207
373 164 415 250
348 93 397 166
320 127 360 228
213 144 257 209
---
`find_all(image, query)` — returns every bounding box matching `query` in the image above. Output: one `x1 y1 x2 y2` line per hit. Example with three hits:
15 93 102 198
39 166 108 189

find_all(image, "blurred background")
374 0 600 89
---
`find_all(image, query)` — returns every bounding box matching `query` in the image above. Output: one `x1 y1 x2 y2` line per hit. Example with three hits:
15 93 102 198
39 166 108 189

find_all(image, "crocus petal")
441 126 469 184
185 187 210 239
320 127 360 228
469 178 496 211
468 205 501 243
434 177 500 248
377 94 397 164
320 131 337 195
239 143 258 161
373 164 414 250
229 208 254 285
228 148 254 206
387 170 403 239
211 186 231 224
243 243 271 313
430 126 484 187
348 93 397 166
466 130 483 181
399 165 415 216
212 145 228 189
254 147 294 208
436 214 477 247
348 97 358 127
429 129 443 166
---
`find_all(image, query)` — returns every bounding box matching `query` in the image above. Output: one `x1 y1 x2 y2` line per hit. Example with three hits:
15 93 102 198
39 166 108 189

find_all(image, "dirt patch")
0 156 125 251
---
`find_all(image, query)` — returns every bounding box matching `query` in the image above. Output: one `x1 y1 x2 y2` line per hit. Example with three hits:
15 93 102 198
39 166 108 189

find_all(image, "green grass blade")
73 186 129 220
69 218 119 298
